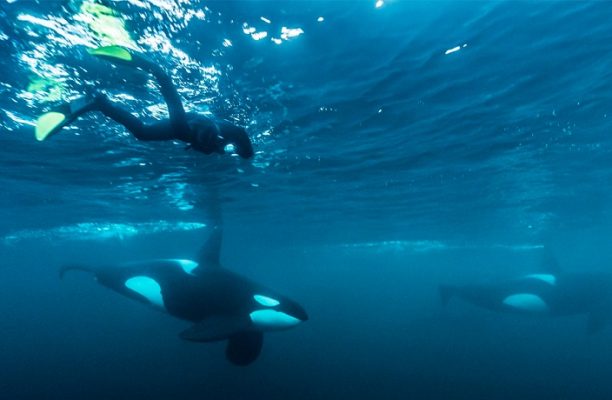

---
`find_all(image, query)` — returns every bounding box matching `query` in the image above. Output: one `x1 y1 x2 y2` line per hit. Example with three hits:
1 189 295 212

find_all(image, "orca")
61 226 308 365
440 270 612 333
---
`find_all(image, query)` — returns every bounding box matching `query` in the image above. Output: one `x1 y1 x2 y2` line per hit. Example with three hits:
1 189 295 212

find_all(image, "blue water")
2 0 612 399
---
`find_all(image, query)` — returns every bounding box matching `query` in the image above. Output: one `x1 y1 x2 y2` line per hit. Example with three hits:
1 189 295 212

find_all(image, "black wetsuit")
87 55 254 159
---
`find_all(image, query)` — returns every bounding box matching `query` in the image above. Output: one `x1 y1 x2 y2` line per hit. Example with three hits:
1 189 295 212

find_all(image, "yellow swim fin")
35 95 98 141
35 111 67 141
88 45 133 63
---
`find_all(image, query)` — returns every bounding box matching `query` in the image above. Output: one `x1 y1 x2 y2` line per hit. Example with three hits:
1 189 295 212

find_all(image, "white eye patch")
253 294 280 307
125 276 165 309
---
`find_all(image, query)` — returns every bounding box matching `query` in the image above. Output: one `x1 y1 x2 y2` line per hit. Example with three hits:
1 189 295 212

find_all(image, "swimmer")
35 46 254 159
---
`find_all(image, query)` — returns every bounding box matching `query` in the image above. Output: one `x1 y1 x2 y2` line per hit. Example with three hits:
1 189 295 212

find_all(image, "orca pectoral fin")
179 315 250 343
226 331 263 366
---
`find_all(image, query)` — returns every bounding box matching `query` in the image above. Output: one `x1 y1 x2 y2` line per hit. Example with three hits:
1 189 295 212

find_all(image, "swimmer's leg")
89 46 190 135
35 93 178 141
94 95 180 140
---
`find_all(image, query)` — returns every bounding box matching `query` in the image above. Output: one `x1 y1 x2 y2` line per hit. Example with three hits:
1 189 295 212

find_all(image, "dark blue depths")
2 1 612 399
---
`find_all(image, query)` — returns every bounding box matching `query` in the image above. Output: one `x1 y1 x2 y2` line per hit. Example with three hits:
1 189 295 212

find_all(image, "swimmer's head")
217 122 254 159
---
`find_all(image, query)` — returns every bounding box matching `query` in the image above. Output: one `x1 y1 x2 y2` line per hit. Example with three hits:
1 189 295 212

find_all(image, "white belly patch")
249 309 300 331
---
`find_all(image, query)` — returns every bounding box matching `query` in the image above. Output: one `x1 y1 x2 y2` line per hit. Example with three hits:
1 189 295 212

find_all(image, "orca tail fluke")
439 285 456 306
59 265 95 279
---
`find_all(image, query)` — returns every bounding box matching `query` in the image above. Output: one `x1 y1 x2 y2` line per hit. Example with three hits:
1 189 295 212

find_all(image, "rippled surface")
2 1 612 245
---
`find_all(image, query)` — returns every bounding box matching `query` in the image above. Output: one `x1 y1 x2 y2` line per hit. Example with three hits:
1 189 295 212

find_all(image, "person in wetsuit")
35 46 254 159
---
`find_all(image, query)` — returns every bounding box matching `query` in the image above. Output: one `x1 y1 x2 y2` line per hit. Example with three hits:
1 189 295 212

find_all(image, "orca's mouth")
292 306 309 322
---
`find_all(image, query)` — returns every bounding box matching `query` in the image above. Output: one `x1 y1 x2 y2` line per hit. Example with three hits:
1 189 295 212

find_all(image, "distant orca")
440 271 612 333
61 226 308 365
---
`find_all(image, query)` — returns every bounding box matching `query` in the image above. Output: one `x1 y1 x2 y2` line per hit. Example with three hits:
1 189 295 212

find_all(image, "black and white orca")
61 226 308 365
440 270 612 333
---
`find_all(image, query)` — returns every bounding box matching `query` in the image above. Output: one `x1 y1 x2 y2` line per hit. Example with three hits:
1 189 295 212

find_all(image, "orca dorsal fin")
197 226 223 267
